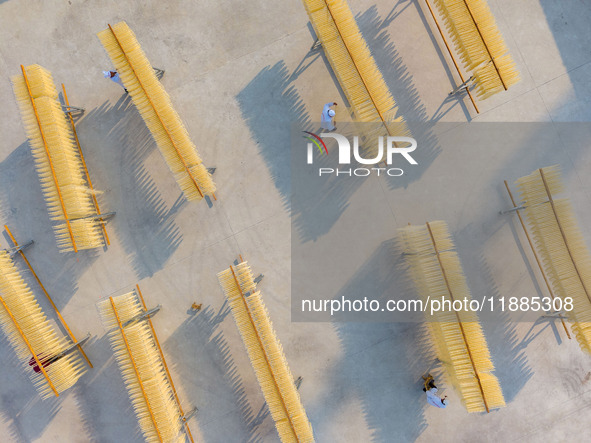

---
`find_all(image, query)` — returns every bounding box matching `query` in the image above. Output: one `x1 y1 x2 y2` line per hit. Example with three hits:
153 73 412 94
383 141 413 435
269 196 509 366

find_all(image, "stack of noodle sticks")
433 0 520 98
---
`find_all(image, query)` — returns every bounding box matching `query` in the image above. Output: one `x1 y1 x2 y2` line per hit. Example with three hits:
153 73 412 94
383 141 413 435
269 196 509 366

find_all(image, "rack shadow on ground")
0 142 101 311
475 255 534 403
322 239 423 322
163 305 268 443
326 321 431 442
75 95 185 279
236 61 361 243
539 0 591 121
304 240 430 441
355 5 441 189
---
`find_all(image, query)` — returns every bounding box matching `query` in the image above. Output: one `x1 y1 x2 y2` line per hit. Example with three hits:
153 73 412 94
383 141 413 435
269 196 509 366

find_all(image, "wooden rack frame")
305 0 408 144
423 0 480 113
4 225 94 367
502 181 571 339
459 0 506 90
20 65 77 251
537 169 591 305
109 296 164 443
135 285 195 443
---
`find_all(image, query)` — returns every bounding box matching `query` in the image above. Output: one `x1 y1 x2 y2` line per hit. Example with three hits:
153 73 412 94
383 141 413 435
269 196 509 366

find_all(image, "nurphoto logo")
303 131 418 177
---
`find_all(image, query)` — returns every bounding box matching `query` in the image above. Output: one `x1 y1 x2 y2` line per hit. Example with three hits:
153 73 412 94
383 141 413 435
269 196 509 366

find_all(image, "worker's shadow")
162 304 269 443
301 240 429 441
75 96 185 280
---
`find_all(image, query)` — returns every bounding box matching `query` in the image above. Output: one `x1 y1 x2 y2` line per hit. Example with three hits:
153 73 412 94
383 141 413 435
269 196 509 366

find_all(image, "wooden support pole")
109 297 163 443
4 225 94 367
20 65 77 252
424 0 479 113
135 285 195 443
61 83 110 246
460 0 507 90
426 222 490 413
539 169 591 305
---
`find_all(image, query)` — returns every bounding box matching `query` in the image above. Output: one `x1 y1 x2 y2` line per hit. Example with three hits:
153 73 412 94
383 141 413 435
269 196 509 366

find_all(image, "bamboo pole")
425 221 490 413
20 65 77 252
229 265 300 442
135 285 194 443
539 169 591 304
106 24 205 200
424 0 479 113
460 0 507 90
61 83 110 246
109 297 163 443
4 225 94 367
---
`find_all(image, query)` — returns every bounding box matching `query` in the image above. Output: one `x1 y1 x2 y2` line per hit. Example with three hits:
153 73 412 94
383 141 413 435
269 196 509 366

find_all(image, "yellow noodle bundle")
97 22 215 201
97 292 184 443
11 64 104 252
433 0 520 98
516 166 591 353
0 251 86 398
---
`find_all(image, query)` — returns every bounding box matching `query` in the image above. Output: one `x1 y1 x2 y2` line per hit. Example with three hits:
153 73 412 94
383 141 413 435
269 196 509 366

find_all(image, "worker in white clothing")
103 70 128 93
321 102 337 131
423 374 448 408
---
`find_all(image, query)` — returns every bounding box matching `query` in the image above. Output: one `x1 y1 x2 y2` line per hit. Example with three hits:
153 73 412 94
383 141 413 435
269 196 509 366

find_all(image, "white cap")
103 71 111 78
328 110 336 117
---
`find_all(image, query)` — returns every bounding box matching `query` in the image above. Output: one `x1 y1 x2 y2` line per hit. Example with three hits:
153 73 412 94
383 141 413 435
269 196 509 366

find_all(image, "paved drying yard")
1 0 591 442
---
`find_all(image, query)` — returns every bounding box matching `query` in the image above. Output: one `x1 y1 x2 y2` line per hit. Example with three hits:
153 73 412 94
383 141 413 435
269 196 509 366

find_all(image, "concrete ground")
1 0 591 442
